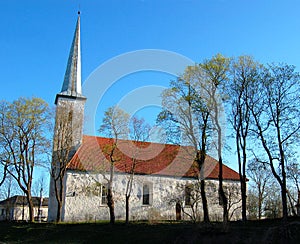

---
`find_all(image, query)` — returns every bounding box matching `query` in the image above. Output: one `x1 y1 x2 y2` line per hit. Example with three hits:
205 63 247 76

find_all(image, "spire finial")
78 10 80 15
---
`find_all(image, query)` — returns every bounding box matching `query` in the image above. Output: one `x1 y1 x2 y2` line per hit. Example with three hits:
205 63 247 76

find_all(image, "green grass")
0 218 299 243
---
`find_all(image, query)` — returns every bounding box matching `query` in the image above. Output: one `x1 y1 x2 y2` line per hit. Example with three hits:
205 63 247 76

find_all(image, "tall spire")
55 12 85 104
49 12 86 222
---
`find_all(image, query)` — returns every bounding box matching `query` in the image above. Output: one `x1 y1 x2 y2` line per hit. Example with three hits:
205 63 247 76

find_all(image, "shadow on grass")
0 217 299 243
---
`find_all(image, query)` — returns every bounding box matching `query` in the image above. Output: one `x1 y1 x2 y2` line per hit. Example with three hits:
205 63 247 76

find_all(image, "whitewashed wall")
0 206 48 221
61 170 242 222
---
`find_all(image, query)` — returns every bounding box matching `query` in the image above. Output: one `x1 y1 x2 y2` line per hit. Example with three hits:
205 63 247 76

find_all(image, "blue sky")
1 0 300 104
1 0 300 180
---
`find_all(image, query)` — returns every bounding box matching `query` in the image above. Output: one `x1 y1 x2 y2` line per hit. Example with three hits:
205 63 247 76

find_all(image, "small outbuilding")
0 195 48 221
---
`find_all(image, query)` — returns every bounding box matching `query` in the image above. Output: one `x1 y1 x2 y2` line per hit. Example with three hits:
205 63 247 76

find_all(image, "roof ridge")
82 134 201 150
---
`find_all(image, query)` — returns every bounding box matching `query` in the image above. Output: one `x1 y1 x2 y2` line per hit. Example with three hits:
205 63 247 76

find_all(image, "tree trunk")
218 158 228 225
281 186 288 222
54 177 64 222
107 189 115 224
200 179 210 223
56 201 62 222
198 127 210 224
198 153 210 223
286 190 297 216
236 130 248 222
241 138 248 222
297 191 300 217
277 130 288 223
281 169 288 223
125 195 130 224
238 157 247 222
258 190 262 220
241 177 247 221
26 193 34 222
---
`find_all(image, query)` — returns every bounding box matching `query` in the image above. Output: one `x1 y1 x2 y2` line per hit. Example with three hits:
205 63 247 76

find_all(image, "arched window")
143 184 150 205
101 184 108 205
185 185 192 206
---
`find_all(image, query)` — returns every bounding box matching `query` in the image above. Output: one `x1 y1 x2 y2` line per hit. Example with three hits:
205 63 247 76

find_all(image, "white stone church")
48 13 243 222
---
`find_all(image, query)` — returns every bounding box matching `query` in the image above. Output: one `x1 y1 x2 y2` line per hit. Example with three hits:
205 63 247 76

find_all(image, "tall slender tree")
124 117 151 224
157 67 213 223
227 56 262 221
99 106 130 224
200 54 231 225
247 159 271 219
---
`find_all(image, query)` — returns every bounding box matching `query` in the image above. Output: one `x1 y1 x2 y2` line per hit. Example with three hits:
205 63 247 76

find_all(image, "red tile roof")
67 135 240 181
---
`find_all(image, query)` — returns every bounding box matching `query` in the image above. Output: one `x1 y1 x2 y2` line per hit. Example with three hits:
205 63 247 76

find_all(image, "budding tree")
157 64 218 223
0 97 50 222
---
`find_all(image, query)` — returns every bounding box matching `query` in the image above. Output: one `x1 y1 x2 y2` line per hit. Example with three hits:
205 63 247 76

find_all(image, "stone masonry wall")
62 171 242 222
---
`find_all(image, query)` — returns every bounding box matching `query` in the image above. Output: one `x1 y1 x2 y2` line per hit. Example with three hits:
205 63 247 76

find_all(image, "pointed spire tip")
78 10 81 15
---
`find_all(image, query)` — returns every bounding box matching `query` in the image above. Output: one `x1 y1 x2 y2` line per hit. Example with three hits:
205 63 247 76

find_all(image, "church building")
48 13 243 222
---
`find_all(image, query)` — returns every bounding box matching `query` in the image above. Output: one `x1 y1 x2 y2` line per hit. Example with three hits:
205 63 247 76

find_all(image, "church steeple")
53 12 86 149
55 12 86 104
49 13 86 222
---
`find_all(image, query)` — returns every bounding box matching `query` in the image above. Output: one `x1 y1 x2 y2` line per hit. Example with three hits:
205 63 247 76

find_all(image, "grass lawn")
0 218 299 243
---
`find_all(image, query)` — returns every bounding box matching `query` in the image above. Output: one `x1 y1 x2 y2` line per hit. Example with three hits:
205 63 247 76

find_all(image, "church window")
142 184 152 205
185 185 192 206
101 184 108 205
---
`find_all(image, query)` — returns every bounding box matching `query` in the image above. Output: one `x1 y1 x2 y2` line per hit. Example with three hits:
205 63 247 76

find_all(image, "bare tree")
247 159 271 219
50 101 83 222
0 174 21 220
264 181 282 219
227 55 262 222
1 174 21 198
99 106 130 224
32 174 46 222
0 98 50 222
226 184 242 221
32 174 47 197
169 182 202 223
124 117 151 224
0 101 11 188
286 160 300 216
248 64 300 223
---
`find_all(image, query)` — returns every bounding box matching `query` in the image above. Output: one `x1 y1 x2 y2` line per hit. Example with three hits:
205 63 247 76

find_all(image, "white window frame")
101 184 108 205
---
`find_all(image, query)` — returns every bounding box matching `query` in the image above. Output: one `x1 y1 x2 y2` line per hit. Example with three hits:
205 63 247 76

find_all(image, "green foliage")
200 53 231 88
0 97 51 172
0 97 51 222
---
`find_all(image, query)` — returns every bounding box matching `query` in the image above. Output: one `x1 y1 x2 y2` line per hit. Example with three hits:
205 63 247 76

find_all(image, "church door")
176 202 181 221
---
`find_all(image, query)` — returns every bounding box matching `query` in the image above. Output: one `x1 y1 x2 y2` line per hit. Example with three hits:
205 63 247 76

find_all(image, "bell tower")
48 12 86 222
54 11 86 152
